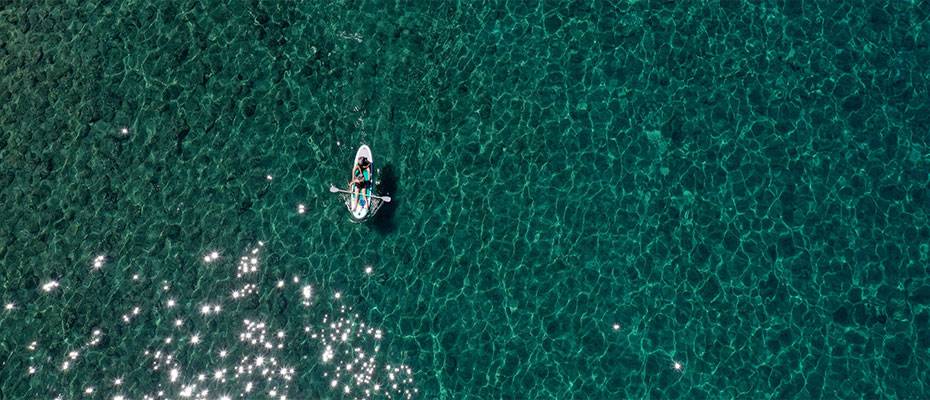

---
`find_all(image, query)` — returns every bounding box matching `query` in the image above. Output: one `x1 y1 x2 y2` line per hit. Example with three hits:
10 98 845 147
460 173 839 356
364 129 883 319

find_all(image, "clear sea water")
1 1 929 399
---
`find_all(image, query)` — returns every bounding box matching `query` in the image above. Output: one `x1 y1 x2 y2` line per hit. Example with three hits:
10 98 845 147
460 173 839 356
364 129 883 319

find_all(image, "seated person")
349 157 372 208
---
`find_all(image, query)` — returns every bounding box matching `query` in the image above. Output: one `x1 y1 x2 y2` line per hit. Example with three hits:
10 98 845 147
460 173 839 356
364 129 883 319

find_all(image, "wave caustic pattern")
1 1 929 399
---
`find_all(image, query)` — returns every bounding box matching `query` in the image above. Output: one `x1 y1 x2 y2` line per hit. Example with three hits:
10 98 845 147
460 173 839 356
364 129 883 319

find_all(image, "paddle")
329 185 392 203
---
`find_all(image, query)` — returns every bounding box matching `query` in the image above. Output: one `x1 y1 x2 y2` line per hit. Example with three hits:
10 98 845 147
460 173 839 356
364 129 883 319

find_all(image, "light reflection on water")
310 306 417 399
14 242 416 399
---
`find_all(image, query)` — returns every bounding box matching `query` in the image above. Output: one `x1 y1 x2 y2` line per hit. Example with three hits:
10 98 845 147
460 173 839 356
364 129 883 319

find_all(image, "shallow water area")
1 1 930 399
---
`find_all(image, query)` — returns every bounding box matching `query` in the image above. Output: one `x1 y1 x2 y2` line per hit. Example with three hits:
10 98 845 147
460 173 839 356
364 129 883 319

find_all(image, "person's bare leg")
348 181 359 209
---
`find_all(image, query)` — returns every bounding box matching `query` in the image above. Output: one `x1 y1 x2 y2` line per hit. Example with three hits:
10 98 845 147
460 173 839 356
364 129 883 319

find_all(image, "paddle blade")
381 196 391 203
329 185 339 193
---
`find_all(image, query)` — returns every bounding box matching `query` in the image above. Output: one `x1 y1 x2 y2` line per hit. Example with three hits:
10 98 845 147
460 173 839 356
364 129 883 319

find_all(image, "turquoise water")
1 0 929 398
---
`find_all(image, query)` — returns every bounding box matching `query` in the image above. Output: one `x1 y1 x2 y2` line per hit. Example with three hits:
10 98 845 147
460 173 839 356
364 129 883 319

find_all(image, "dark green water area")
2 1 929 398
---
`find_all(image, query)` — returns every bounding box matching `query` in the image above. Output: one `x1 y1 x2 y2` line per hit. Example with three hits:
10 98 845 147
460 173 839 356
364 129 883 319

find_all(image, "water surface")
1 1 929 398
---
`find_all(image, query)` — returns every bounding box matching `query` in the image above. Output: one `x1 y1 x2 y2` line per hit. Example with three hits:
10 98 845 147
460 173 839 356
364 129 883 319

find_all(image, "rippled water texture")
2 1 929 398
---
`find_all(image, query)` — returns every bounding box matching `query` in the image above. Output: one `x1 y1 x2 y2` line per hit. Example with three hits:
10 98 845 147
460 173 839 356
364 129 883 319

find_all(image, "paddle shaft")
330 186 391 202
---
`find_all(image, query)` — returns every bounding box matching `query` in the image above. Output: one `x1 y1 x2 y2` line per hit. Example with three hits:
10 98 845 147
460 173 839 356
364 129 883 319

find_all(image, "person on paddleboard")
348 156 372 209
353 156 371 180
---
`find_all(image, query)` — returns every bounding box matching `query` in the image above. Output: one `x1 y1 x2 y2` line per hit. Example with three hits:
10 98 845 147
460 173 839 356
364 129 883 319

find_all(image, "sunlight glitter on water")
11 242 417 399
309 306 417 399
41 280 59 292
92 255 106 270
